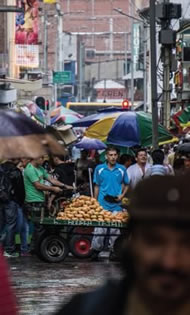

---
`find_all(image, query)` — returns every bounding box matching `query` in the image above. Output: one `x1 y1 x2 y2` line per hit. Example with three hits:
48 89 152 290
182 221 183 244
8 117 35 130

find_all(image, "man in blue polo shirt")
91 146 129 260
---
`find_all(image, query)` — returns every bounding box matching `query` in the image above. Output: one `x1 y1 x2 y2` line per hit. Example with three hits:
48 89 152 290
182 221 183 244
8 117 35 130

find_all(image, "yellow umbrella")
85 113 119 142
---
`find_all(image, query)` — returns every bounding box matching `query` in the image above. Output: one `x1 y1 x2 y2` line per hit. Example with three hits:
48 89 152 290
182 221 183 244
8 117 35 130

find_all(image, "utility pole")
163 44 171 128
130 2 134 109
150 0 159 149
43 8 48 74
157 1 181 128
143 23 147 112
109 18 113 60
162 0 170 129
78 39 85 101
54 3 64 111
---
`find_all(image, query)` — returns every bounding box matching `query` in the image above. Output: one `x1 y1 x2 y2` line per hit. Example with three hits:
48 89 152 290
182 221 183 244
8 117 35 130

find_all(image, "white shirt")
127 163 151 189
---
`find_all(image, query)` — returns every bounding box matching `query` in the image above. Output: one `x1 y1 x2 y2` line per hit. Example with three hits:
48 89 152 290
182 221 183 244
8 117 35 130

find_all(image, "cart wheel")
39 235 69 263
70 235 93 259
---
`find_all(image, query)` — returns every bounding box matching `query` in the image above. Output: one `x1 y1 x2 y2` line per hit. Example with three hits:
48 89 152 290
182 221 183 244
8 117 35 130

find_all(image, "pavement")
8 254 122 315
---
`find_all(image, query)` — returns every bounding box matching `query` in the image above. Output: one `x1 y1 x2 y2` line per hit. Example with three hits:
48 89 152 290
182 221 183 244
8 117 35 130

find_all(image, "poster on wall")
15 0 39 45
15 0 39 67
16 45 39 67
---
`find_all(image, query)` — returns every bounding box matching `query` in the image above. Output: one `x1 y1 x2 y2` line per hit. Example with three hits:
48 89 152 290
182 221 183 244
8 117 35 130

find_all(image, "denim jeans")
0 201 18 254
16 206 29 253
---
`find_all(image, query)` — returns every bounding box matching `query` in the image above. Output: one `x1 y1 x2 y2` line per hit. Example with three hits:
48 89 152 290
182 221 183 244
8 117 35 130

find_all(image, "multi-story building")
38 0 149 103
41 0 148 68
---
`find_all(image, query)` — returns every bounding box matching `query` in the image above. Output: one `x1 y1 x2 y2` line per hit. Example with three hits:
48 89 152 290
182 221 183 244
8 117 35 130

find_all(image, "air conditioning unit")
85 49 96 59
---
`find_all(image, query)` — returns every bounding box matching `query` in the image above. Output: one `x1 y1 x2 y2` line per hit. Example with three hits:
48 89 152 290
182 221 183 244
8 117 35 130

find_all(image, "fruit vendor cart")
33 216 128 263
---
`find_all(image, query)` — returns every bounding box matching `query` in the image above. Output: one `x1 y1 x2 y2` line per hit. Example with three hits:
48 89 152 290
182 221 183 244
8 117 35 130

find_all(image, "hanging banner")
15 0 39 45
133 23 141 71
15 0 39 67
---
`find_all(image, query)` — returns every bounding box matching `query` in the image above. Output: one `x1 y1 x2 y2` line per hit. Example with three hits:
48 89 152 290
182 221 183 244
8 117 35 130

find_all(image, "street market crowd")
0 138 190 315
0 138 189 258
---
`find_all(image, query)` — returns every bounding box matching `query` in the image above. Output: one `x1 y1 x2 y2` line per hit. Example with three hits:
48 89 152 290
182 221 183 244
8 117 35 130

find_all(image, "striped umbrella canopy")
85 111 173 147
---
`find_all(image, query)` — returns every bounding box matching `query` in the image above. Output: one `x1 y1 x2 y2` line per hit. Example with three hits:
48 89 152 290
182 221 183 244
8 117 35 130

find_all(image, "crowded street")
1 1 190 315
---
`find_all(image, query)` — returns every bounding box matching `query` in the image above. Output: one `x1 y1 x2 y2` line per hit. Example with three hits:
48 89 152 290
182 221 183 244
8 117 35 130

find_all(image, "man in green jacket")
54 174 190 315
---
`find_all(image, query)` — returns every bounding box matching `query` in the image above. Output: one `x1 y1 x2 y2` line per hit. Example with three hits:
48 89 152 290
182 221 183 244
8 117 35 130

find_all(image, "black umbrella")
0 110 65 159
177 142 190 154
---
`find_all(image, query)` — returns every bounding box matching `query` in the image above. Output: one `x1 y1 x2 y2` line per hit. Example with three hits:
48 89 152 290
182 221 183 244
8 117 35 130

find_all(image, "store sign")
96 88 126 99
16 45 39 67
133 23 141 71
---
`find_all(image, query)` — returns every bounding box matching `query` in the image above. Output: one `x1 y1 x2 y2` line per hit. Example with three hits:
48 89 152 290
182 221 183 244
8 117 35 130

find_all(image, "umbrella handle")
88 168 94 197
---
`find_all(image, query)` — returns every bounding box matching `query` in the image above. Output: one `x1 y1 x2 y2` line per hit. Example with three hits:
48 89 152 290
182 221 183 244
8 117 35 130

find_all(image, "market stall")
32 195 129 263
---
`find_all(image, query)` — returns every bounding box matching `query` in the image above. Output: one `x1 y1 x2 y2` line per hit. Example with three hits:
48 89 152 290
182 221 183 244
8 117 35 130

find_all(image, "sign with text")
96 88 126 100
133 23 141 71
16 45 39 67
53 71 71 84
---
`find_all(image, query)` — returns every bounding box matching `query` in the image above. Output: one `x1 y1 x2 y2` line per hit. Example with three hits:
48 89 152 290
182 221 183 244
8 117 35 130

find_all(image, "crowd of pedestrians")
0 141 189 258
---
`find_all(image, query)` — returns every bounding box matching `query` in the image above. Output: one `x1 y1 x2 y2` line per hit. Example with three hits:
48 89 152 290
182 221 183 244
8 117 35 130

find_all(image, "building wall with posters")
15 0 39 69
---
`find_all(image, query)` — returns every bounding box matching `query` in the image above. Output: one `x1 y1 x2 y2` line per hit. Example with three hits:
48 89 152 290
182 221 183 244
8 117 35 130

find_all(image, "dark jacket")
2 162 25 206
54 278 128 315
54 163 75 186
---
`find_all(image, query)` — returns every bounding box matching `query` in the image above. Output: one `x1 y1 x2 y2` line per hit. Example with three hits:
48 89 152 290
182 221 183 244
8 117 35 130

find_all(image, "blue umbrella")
75 137 107 150
72 107 126 127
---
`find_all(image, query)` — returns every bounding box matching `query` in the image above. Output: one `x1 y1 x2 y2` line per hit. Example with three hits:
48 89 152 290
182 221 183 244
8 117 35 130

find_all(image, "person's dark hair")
135 148 147 157
120 154 132 165
151 149 164 165
105 146 119 154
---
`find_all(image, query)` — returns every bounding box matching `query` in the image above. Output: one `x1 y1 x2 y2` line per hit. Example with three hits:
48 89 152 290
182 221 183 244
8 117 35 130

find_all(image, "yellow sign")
44 0 56 3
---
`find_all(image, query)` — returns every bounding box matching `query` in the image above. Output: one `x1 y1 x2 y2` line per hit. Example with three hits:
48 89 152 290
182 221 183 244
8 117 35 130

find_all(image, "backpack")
0 165 13 203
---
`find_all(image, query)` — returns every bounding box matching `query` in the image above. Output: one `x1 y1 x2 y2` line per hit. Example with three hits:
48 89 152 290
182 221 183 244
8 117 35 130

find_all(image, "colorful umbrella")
85 111 172 147
172 106 190 127
72 107 125 128
0 110 65 159
19 101 45 124
75 137 107 150
51 107 83 125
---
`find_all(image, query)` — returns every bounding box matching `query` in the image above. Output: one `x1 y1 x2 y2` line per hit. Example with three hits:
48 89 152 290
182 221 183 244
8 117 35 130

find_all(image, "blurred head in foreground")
123 174 190 309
